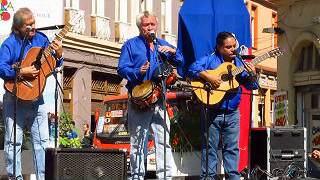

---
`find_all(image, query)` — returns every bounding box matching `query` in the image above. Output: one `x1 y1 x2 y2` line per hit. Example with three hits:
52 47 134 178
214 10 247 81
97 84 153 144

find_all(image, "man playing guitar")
0 8 63 180
117 11 183 179
188 32 259 180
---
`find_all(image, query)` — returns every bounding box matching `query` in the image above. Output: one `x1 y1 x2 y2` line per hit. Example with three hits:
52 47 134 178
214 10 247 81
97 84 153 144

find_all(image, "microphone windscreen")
26 25 33 31
150 31 156 42
241 55 256 59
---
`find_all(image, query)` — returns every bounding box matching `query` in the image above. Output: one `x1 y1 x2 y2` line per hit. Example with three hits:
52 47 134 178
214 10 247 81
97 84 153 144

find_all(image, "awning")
177 0 251 78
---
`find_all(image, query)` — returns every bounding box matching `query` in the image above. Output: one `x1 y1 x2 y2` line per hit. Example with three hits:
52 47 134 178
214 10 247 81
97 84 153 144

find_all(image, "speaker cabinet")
45 148 127 180
250 127 306 179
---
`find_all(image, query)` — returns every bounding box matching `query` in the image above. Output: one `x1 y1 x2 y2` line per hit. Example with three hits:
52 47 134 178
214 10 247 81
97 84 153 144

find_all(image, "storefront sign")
311 115 320 149
111 110 123 117
273 91 288 126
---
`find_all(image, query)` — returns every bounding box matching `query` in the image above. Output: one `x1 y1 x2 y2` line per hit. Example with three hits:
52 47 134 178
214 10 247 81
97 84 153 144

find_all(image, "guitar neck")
232 52 271 76
42 25 71 58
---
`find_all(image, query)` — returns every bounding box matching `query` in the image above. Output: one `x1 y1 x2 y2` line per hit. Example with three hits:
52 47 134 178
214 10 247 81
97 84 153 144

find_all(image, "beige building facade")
270 0 320 151
61 0 183 132
245 0 278 127
63 0 279 132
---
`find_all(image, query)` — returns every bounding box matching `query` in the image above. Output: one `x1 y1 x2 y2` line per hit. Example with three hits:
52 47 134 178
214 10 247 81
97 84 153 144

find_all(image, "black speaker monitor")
45 148 127 180
250 127 306 179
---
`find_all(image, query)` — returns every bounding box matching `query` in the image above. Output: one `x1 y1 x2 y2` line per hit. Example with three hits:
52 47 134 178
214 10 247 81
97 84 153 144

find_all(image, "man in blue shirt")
188 32 259 180
118 11 183 180
0 8 63 180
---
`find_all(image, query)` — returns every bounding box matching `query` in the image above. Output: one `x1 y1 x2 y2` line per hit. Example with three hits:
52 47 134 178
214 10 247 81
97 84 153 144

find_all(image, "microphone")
235 51 256 59
236 45 255 59
167 82 183 90
36 25 65 31
150 31 157 43
26 25 33 32
168 82 192 91
240 54 256 59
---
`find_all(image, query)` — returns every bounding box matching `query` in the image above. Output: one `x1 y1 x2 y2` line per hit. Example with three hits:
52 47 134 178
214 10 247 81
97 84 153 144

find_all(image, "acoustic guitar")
191 48 283 105
4 15 81 101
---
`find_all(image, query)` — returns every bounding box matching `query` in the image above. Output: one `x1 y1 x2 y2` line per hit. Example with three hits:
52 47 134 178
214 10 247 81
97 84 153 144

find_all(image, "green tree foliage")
59 112 81 148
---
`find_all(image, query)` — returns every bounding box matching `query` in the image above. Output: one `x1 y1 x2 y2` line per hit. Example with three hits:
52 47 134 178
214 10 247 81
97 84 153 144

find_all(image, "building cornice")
63 32 122 58
250 0 278 10
265 0 290 7
256 65 277 74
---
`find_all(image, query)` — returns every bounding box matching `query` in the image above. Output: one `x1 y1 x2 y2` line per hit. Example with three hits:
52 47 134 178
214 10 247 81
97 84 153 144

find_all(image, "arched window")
295 42 320 72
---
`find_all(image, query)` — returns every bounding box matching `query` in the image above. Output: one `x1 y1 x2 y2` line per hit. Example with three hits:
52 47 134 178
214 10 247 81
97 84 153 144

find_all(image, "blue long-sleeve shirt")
188 51 259 110
117 35 183 92
0 32 63 80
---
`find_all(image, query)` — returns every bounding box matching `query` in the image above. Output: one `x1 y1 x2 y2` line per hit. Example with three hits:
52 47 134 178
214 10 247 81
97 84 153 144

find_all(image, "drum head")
132 80 153 99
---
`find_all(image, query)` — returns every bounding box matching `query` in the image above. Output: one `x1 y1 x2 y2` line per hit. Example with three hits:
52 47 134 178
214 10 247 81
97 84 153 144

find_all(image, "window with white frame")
250 5 258 49
131 0 140 24
161 0 172 33
161 0 165 32
272 12 278 48
116 0 128 22
66 0 79 9
92 0 105 16
140 0 153 12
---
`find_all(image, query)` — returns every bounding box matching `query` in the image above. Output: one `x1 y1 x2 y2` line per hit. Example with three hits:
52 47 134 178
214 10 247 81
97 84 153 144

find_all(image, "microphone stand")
204 82 212 179
53 69 63 148
41 39 64 148
12 32 29 179
237 55 259 180
51 66 63 148
177 82 218 179
153 37 168 179
179 80 260 179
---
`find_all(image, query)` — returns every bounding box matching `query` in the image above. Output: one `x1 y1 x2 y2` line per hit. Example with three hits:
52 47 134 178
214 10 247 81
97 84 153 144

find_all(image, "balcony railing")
106 83 120 95
258 74 277 89
63 76 73 90
92 80 106 93
161 32 177 46
92 80 120 95
91 15 111 40
64 8 85 35
115 21 138 43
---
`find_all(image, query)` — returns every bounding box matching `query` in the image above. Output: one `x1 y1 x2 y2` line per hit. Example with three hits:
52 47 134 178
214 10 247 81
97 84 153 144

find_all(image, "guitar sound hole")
221 74 232 81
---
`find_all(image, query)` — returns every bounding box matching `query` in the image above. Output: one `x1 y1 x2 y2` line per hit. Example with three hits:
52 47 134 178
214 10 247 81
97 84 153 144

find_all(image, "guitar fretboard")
232 52 271 76
42 25 71 59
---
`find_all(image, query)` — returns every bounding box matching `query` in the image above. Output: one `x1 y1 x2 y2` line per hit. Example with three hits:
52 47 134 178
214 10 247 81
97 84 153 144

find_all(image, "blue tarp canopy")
177 0 251 78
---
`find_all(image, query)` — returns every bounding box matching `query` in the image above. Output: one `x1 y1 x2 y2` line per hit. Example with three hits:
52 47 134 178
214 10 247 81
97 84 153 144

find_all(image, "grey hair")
11 7 33 34
136 11 158 29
